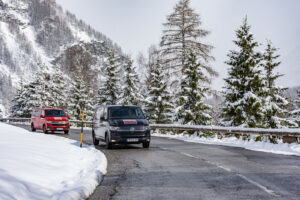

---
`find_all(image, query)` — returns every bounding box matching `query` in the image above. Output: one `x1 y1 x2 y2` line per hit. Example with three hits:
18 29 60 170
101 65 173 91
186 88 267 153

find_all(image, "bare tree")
160 0 217 82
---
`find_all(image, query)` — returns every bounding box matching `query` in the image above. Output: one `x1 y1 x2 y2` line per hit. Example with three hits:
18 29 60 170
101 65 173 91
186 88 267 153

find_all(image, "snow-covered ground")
0 123 107 200
152 131 300 156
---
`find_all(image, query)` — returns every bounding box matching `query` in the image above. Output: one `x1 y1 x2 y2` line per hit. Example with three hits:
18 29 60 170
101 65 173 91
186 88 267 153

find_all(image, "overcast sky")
56 0 300 90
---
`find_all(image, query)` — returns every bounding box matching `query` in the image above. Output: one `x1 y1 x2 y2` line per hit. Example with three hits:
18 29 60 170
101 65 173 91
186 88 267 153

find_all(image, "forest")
1 0 300 128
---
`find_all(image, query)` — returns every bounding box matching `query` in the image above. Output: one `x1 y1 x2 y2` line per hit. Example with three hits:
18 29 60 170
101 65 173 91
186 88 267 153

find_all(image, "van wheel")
64 130 69 134
143 141 150 148
31 123 36 132
43 125 48 134
92 132 99 145
105 134 112 149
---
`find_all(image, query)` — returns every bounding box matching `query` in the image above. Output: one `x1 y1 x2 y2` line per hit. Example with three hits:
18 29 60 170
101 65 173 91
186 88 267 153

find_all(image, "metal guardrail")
69 120 92 124
150 124 300 138
1 118 300 138
0 118 93 125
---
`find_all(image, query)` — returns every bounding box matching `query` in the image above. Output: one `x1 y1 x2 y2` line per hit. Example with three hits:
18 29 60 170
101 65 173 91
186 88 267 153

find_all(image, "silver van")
92 105 151 149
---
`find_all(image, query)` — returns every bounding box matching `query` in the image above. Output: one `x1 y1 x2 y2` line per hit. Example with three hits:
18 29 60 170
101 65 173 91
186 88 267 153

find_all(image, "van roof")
34 108 63 110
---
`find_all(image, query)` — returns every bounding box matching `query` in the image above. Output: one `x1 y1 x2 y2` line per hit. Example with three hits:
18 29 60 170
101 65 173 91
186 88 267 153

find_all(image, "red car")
31 108 70 134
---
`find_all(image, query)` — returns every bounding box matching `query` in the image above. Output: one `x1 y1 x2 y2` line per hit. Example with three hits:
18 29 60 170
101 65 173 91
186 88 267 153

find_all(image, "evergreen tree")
49 67 67 109
17 70 53 117
177 52 211 125
68 75 87 120
262 41 297 128
120 57 142 105
98 51 121 105
10 79 26 117
144 55 174 124
222 18 265 128
291 90 300 125
160 0 217 82
84 84 96 120
294 90 300 108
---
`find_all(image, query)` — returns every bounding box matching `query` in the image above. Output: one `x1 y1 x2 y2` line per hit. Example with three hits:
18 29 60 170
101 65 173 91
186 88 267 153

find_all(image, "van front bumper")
110 130 151 144
46 123 70 131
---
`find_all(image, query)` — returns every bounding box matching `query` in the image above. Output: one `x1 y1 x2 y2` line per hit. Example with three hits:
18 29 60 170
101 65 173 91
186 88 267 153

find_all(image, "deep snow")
0 123 107 200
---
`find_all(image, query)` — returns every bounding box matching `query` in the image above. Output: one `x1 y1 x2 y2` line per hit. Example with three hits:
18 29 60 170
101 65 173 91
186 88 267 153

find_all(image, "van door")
94 107 103 139
31 109 37 128
99 107 108 140
38 109 45 129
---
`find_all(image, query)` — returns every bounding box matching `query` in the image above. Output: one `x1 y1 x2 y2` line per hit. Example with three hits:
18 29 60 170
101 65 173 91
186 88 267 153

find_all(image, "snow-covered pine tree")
144 53 174 124
160 0 217 87
0 104 3 118
10 79 26 117
19 70 53 117
177 52 211 125
120 57 142 105
68 75 87 120
49 67 67 109
291 90 300 125
294 90 300 108
262 41 297 128
98 51 121 105
222 18 265 128
84 84 96 120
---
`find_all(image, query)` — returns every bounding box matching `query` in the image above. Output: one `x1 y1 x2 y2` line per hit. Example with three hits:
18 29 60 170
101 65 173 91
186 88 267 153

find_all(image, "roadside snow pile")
153 132 300 156
0 123 107 200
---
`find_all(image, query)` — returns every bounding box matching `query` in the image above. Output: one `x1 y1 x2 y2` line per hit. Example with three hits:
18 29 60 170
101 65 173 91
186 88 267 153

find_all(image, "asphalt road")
12 124 300 200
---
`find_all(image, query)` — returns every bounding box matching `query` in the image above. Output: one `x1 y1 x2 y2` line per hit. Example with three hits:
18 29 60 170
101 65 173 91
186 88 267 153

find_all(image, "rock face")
0 0 127 115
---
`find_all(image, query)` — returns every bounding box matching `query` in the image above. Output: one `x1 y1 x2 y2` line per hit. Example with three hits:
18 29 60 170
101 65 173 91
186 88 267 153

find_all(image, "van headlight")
110 126 120 131
144 125 150 131
46 120 53 124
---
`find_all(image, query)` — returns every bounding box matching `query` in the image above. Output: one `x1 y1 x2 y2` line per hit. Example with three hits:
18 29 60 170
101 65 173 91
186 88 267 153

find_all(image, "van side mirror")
146 115 151 120
40 115 44 118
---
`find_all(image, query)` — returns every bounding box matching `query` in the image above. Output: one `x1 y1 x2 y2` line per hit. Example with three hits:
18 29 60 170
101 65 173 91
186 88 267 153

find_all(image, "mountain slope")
0 0 127 116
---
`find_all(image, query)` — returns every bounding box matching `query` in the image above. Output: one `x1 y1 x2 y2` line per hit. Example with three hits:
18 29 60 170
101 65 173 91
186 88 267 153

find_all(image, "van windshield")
45 110 66 117
108 106 145 119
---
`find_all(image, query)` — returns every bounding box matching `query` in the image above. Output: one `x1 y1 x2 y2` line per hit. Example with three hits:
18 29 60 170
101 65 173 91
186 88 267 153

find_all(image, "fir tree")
18 70 53 117
68 75 87 120
262 41 297 128
144 55 174 124
294 90 300 109
177 52 211 125
49 67 67 109
98 51 121 105
160 0 217 81
222 18 265 128
84 84 96 120
120 57 142 105
291 90 300 125
10 79 25 117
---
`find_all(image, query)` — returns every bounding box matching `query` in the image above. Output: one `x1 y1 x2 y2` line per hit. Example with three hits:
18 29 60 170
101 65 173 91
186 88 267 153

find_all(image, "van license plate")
57 128 63 131
127 138 139 142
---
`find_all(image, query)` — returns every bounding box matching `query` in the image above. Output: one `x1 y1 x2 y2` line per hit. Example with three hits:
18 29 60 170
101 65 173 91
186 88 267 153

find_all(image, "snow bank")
153 132 300 156
0 123 107 200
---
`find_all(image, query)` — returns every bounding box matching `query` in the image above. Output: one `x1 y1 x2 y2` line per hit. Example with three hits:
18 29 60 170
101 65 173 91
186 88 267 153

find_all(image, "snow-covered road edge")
152 132 300 156
0 123 107 200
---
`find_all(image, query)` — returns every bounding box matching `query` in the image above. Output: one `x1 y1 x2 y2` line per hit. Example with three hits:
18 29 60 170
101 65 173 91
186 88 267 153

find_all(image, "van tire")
31 123 36 132
92 131 99 145
43 125 48 134
143 141 150 148
105 134 112 149
64 130 69 134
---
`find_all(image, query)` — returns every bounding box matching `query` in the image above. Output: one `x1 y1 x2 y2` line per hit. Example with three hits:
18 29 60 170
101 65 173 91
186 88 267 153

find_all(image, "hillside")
0 0 127 116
